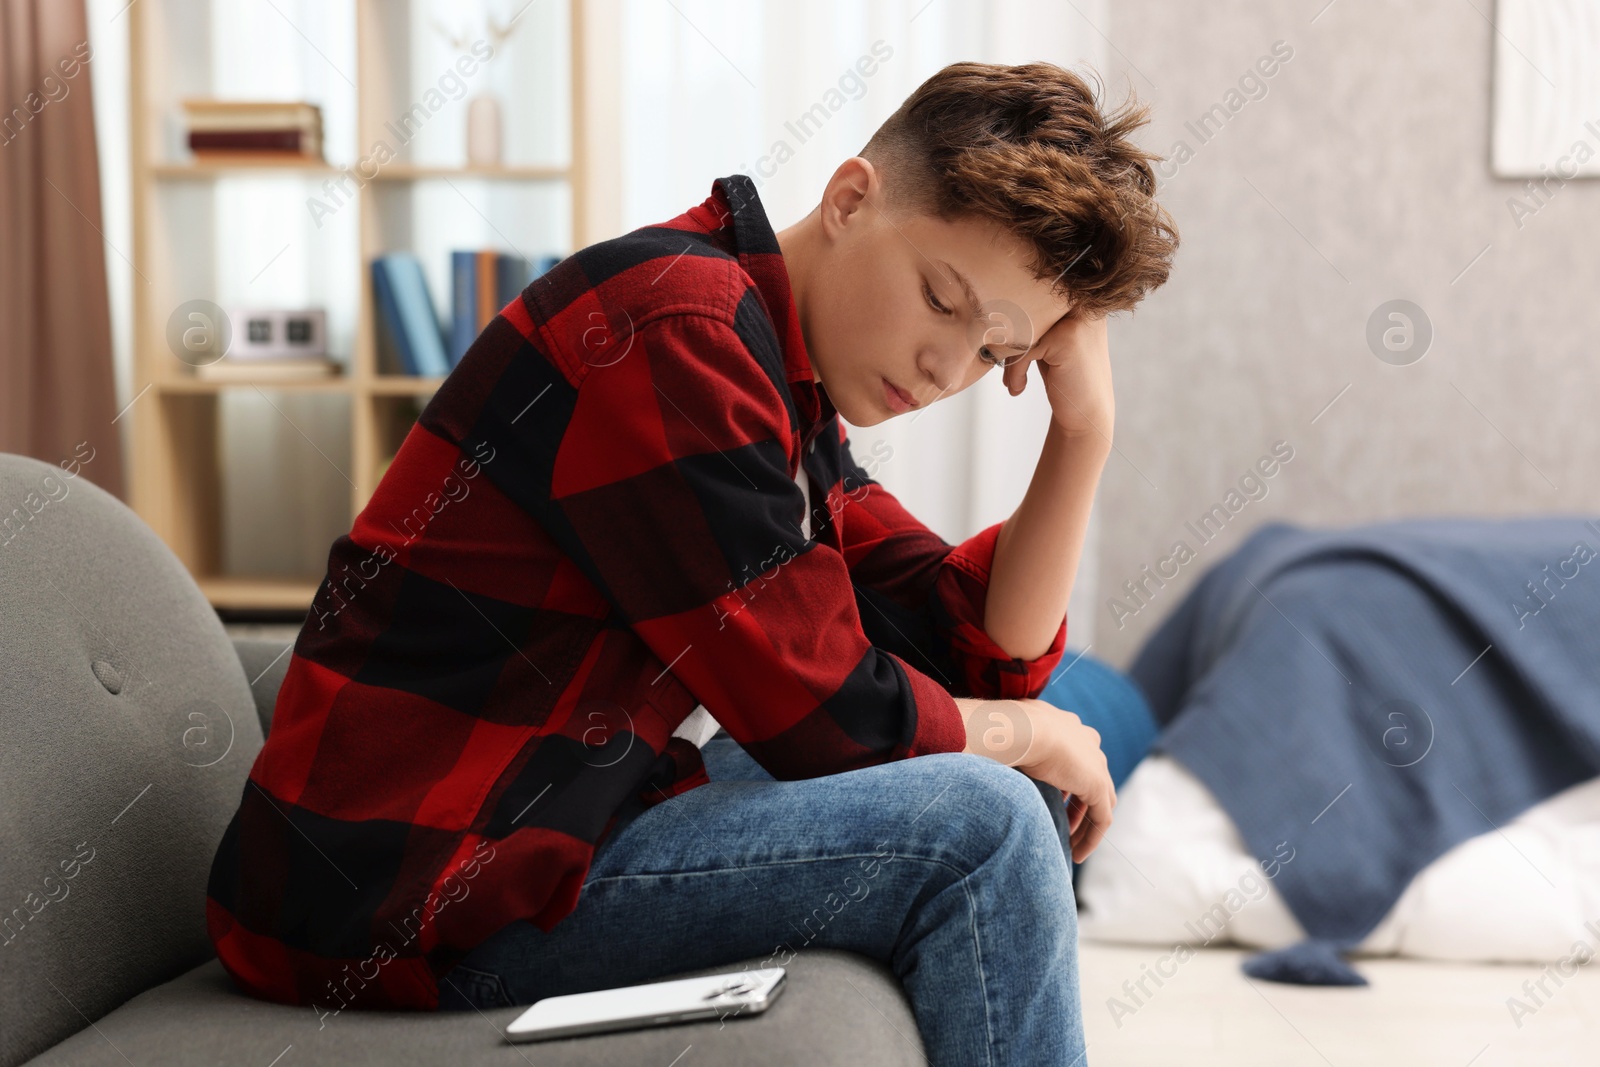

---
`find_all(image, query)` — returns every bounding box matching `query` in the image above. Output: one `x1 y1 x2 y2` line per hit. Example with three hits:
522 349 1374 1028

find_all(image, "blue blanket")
1130 517 1600 980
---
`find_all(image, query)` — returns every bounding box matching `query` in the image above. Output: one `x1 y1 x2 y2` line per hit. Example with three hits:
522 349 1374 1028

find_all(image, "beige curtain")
0 0 125 500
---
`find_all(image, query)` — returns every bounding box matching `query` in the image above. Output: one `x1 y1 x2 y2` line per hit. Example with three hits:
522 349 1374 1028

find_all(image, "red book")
188 129 307 152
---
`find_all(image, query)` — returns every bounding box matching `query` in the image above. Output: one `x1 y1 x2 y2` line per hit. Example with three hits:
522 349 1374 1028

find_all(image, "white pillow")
1077 755 1600 963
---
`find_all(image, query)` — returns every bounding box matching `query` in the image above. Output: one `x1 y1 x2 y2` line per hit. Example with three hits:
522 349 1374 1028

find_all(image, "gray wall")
1095 0 1600 665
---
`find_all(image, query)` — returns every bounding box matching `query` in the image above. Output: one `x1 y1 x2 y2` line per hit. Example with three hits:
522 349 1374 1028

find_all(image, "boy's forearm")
984 419 1111 661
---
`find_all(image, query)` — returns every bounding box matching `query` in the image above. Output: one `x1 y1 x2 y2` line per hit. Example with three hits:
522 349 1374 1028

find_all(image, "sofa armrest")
230 638 294 737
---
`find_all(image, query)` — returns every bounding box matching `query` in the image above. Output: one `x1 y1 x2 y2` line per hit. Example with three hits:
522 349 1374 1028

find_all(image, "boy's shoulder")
522 203 754 353
464 176 807 434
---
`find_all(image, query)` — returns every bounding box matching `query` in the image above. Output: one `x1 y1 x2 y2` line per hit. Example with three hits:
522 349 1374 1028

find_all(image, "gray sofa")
0 452 925 1066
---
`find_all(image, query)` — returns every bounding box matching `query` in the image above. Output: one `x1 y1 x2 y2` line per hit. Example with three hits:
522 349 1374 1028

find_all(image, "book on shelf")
194 356 341 381
449 251 563 366
372 254 451 377
189 130 317 154
181 98 324 163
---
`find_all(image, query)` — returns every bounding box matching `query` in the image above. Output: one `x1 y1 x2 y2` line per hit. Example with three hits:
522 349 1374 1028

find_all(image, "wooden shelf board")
371 165 571 181
198 574 319 612
154 375 354 394
151 160 341 178
369 376 446 396
149 375 444 396
151 163 569 182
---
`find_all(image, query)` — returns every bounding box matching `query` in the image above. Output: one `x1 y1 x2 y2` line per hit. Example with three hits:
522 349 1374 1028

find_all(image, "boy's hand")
1000 309 1114 442
957 696 1116 863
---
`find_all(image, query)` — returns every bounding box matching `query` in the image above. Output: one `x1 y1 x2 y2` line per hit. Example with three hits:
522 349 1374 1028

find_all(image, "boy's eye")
981 346 1027 369
926 278 1020 368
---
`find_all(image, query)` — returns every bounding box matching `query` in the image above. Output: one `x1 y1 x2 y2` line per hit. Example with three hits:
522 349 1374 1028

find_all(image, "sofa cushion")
0 453 265 1067
231 637 295 736
19 951 926 1066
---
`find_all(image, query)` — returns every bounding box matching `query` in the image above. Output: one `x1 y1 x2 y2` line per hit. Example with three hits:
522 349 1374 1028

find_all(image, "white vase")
466 94 503 167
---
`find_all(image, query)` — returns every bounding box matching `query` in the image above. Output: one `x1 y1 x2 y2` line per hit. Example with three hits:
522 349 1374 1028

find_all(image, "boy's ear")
821 157 878 238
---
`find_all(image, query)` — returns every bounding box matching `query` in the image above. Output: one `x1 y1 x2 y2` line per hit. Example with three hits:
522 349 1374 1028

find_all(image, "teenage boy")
207 60 1176 1066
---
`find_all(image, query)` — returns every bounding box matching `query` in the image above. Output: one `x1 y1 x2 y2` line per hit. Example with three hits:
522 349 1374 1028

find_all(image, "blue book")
449 250 477 368
371 257 415 375
373 254 450 377
496 253 528 310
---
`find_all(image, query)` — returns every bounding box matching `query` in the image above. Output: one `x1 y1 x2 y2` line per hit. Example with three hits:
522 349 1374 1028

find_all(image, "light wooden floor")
1080 944 1600 1066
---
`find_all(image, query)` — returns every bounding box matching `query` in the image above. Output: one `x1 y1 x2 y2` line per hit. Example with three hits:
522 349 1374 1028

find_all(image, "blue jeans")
436 747 1086 1065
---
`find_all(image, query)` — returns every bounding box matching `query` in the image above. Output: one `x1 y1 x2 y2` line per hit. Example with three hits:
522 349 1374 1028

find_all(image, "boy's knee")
904 753 1061 859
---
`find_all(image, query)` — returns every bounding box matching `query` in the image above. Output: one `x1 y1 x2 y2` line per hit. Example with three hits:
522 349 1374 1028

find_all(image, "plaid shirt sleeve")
832 429 1068 701
538 302 968 781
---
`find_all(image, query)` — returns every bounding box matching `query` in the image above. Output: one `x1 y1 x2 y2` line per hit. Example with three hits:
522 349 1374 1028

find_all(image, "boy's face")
783 157 1072 428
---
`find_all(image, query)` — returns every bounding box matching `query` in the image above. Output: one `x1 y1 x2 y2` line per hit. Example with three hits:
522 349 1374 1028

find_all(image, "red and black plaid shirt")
206 173 1067 1013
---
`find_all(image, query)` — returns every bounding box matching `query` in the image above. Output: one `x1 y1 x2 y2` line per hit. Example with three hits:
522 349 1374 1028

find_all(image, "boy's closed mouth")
882 377 919 413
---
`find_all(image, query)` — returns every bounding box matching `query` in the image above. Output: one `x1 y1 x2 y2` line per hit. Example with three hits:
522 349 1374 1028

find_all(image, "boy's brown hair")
861 61 1178 317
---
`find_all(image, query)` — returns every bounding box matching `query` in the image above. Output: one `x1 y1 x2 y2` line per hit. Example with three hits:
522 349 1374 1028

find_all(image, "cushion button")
92 659 123 695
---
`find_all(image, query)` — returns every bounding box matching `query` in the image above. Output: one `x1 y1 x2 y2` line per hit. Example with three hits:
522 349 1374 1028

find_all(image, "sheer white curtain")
610 0 1109 644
